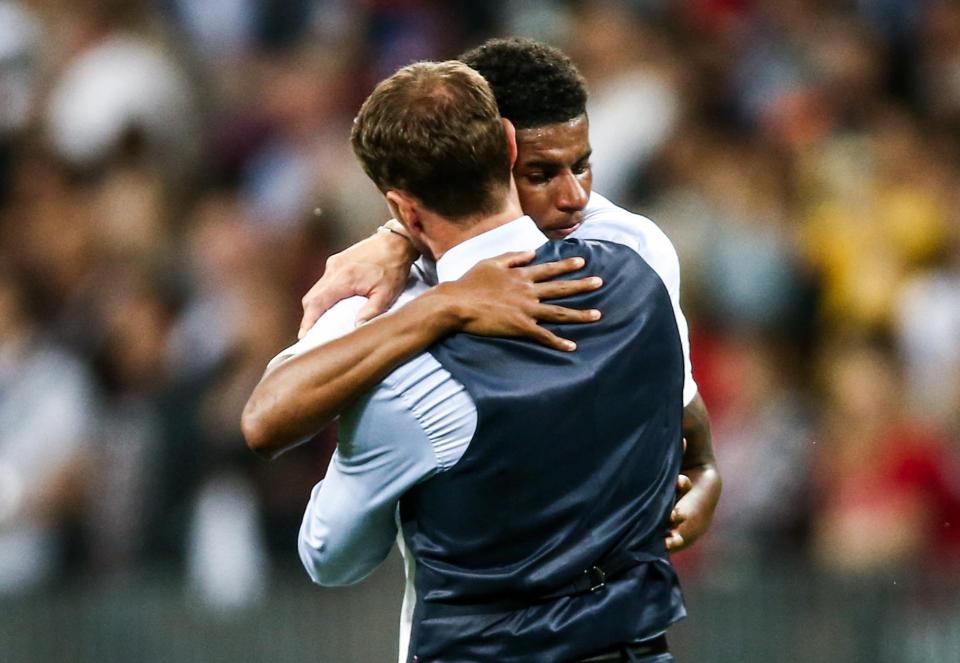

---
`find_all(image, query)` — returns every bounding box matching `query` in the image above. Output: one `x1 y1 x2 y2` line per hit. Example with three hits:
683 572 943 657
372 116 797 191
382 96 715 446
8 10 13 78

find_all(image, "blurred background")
1 0 959 661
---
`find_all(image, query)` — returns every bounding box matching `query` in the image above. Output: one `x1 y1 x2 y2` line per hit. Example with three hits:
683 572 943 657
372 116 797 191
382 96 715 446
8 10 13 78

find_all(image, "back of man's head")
459 37 588 130
351 60 511 220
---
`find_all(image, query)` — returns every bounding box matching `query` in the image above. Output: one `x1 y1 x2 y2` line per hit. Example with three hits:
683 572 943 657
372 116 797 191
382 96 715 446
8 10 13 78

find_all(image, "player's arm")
242 251 603 459
667 392 721 552
299 456 404 587
299 339 478 587
299 383 446 586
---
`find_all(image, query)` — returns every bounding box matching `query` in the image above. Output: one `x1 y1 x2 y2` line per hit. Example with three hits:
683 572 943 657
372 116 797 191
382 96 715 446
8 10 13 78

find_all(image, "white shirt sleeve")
266 296 367 370
575 192 699 406
298 382 438 586
297 354 477 586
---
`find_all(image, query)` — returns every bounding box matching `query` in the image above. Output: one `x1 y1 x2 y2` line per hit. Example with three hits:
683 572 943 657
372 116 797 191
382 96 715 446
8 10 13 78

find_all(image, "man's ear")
385 190 422 235
502 118 518 169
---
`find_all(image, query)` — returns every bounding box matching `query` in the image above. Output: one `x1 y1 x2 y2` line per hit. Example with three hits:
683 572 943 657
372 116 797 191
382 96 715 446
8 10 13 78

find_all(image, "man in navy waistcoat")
258 60 688 662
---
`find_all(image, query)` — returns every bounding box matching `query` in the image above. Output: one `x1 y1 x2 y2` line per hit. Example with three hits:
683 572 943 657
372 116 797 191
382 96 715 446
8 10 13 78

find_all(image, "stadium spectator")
0 267 97 593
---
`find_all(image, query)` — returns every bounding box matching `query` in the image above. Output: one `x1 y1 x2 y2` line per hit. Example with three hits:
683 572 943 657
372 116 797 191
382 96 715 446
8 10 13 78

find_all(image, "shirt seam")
379 372 468 473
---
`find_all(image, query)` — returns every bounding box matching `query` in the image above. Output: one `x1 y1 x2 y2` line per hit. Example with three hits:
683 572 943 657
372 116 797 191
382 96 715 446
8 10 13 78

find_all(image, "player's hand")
665 473 693 551
433 250 603 352
299 228 420 338
665 463 720 553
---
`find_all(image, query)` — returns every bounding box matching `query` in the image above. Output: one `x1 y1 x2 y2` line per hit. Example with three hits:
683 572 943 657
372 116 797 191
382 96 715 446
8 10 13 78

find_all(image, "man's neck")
433 203 524 260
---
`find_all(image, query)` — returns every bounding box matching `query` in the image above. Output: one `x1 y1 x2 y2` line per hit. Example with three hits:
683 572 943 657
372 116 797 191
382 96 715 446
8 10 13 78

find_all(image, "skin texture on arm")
666 392 722 552
242 252 602 459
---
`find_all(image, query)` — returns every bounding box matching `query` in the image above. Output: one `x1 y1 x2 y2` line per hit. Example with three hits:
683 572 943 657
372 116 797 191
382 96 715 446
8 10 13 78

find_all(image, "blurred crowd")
2 0 960 607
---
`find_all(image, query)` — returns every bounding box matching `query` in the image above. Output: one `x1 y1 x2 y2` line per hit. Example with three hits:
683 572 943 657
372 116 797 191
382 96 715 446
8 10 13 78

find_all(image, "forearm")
678 463 721 506
245 250 602 459
682 393 721 500
671 393 721 549
682 392 717 471
296 366 442 586
242 289 461 458
298 477 398 586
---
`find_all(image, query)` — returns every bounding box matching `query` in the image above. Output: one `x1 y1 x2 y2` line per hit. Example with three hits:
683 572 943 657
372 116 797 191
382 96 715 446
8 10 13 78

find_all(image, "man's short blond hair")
351 60 511 219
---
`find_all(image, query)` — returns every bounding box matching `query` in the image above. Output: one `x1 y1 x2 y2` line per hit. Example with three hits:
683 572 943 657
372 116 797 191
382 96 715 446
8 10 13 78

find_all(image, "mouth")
544 210 585 239
549 223 581 239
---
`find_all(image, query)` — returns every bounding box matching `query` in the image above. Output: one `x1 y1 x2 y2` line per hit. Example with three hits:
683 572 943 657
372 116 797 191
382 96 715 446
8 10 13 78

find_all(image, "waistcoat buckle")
585 565 606 592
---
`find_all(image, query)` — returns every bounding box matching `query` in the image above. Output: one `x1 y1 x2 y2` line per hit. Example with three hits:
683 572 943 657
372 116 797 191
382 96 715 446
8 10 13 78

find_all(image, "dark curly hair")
458 38 588 130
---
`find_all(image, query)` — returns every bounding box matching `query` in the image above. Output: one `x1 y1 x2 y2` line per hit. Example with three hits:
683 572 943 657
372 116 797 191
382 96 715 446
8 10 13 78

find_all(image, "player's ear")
502 118 517 169
386 190 422 234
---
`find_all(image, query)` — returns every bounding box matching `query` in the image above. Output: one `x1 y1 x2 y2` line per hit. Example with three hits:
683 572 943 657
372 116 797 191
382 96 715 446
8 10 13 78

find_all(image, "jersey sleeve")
576 193 699 406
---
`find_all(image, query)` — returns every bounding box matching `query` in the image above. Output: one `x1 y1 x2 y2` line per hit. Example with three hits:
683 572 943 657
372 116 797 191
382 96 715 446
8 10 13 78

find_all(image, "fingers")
522 324 577 352
355 298 386 326
487 250 537 269
665 530 685 552
300 263 388 337
666 504 690 552
533 303 602 324
300 281 351 338
356 284 405 325
298 315 317 340
521 256 586 282
534 276 603 301
676 473 693 496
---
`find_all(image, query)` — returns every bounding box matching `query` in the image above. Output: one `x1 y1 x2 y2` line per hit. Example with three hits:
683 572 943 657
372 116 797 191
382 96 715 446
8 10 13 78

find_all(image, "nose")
556 171 588 212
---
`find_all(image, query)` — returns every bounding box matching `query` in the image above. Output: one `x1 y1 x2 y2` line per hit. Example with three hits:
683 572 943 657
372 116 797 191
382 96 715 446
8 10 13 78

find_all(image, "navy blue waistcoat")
400 238 686 662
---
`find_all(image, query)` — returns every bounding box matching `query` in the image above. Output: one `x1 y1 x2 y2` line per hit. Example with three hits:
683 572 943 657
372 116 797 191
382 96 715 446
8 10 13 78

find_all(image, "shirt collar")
435 216 548 283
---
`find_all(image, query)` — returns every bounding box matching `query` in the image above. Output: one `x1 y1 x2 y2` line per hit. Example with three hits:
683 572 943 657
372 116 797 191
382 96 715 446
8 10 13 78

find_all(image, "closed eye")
525 171 553 185
572 152 593 175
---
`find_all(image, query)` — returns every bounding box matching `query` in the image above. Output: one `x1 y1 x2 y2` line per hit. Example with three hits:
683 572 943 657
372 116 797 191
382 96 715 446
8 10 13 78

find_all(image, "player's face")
513 114 593 239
